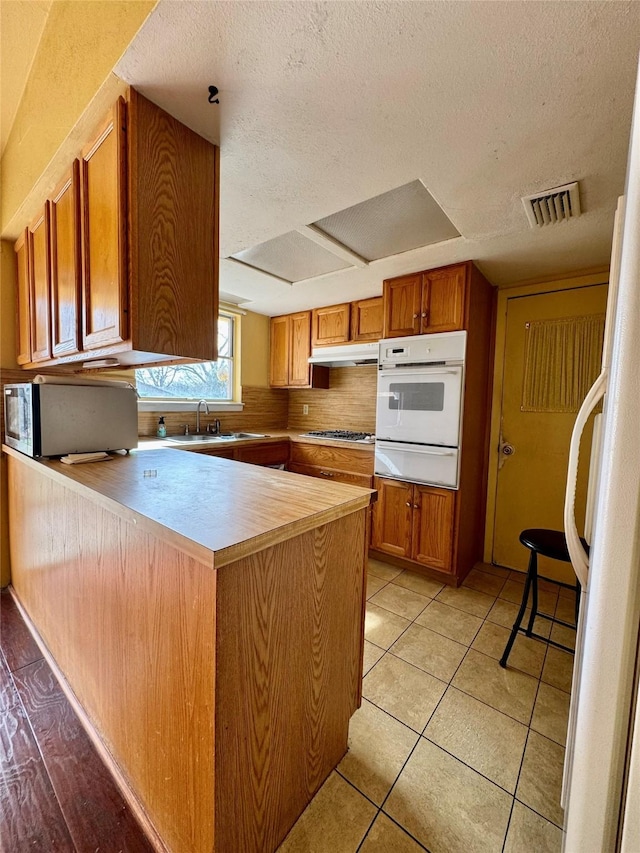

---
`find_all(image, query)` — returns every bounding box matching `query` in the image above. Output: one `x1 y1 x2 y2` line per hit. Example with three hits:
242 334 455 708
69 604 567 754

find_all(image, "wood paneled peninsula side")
4 446 374 853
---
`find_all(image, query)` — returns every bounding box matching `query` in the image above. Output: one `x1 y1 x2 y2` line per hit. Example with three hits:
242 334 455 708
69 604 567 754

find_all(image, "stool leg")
500 551 534 668
525 551 538 636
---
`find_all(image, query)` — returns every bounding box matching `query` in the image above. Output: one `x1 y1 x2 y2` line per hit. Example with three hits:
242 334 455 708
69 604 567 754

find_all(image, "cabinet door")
236 442 290 467
383 275 421 337
269 315 291 387
27 208 52 362
422 265 467 333
351 296 383 342
411 486 456 572
371 477 413 559
14 231 31 365
80 97 127 350
50 162 81 357
311 303 350 346
289 311 312 387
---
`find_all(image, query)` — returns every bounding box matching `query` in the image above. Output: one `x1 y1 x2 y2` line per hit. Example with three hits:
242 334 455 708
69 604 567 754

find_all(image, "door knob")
501 443 515 456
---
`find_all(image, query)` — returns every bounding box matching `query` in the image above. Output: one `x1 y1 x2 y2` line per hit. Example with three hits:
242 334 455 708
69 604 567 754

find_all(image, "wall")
240 310 270 388
288 366 377 433
0 242 17 585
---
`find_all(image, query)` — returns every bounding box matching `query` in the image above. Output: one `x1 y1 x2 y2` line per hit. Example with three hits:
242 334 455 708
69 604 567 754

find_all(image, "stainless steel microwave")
4 382 138 458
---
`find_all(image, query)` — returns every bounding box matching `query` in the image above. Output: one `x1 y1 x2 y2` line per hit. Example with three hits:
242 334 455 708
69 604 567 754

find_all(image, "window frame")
136 311 244 412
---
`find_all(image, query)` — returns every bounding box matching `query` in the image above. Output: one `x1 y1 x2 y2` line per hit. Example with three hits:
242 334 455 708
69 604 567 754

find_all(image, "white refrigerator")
562 57 640 852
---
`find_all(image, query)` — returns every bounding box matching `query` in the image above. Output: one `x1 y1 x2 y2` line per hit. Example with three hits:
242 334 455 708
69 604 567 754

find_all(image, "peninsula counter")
3 446 375 853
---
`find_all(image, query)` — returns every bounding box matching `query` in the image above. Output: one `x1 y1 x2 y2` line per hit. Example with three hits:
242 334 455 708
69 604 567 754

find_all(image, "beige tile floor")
277 558 576 853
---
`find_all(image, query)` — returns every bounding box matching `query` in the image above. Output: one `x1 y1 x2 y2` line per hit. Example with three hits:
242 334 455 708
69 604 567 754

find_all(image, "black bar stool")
499 528 583 669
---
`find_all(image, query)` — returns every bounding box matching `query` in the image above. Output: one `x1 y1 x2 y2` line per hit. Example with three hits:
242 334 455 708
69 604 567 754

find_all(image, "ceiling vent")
521 182 581 227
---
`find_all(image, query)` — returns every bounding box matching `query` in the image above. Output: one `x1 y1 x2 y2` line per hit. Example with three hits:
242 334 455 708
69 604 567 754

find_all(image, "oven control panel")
379 331 467 367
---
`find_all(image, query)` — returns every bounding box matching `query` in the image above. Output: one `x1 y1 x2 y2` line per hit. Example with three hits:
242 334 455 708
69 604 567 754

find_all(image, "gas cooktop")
301 430 375 444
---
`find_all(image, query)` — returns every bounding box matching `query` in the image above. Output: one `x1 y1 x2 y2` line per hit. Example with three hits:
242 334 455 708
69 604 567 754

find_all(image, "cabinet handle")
421 313 427 318
413 503 420 509
321 471 334 477
405 501 412 507
412 313 419 319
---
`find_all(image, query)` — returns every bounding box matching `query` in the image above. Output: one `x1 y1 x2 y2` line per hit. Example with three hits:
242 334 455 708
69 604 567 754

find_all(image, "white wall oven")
375 332 466 489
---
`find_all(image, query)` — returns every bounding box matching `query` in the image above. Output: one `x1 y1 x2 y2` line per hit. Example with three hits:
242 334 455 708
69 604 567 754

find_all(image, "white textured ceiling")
114 1 640 315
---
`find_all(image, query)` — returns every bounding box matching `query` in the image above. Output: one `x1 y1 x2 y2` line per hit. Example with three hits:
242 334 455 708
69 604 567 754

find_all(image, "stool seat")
500 527 581 669
518 529 572 562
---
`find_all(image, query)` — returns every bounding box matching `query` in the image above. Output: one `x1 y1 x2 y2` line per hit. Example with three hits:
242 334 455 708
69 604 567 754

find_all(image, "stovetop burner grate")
302 429 375 443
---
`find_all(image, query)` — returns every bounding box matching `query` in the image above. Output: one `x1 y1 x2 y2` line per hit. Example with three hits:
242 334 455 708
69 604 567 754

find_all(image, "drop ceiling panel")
231 230 351 282
313 180 460 261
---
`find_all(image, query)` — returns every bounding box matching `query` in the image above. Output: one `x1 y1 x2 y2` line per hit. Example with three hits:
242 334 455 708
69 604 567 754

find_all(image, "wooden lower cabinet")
288 441 373 489
185 441 289 466
411 486 456 572
371 477 456 575
235 441 289 466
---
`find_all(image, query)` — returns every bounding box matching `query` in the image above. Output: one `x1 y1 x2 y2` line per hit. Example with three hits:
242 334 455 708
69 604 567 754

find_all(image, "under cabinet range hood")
308 342 379 367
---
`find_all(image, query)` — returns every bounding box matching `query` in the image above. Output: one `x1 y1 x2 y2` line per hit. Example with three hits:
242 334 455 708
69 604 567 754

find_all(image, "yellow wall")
0 242 17 586
240 310 270 388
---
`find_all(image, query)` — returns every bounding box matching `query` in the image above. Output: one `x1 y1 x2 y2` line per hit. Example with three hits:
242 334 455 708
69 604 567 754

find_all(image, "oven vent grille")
521 182 581 227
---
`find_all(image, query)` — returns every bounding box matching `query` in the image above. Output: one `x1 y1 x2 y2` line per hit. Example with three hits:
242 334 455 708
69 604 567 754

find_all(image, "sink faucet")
196 400 209 434
207 418 221 436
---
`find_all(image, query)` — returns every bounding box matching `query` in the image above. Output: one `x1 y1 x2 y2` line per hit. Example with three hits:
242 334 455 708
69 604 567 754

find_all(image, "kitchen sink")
166 433 268 443
166 434 227 443
230 433 268 439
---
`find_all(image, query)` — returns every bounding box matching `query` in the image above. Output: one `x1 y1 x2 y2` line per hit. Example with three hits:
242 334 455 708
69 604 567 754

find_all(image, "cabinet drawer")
289 442 374 475
289 463 372 489
236 442 289 466
186 448 236 459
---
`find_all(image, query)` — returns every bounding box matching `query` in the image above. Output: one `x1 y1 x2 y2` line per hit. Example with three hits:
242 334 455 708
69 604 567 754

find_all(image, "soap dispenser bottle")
157 417 167 438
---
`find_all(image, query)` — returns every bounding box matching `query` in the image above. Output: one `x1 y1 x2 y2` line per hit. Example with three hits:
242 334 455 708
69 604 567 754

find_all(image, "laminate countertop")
3 445 374 569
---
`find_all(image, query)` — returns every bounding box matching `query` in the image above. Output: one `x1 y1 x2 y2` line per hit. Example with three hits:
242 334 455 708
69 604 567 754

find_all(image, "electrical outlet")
303 405 309 415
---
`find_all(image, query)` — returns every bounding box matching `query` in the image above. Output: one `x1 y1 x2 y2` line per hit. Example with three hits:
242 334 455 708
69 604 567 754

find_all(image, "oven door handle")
376 443 456 456
378 367 461 377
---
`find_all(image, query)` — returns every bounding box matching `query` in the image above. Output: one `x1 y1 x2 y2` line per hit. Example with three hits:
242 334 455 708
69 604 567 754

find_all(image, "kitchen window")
136 313 243 411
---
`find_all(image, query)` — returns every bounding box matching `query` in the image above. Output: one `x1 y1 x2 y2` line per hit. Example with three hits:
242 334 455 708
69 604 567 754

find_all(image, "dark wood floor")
0 589 154 852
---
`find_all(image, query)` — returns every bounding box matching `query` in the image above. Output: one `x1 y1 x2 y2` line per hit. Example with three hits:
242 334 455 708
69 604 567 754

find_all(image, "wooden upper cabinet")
80 98 127 351
27 208 52 362
371 477 414 559
128 87 218 362
14 231 31 365
50 162 81 357
351 297 383 342
383 263 471 337
289 311 312 387
270 311 329 389
312 303 351 346
14 87 219 370
269 315 290 387
382 274 421 338
411 486 456 572
422 265 466 333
